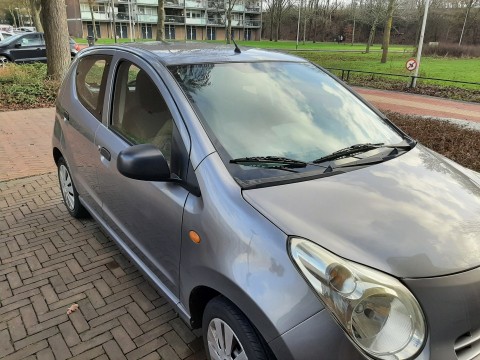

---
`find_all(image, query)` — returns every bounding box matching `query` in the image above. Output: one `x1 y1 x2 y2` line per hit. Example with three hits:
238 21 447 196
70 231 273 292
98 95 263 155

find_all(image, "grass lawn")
294 51 480 88
75 37 476 82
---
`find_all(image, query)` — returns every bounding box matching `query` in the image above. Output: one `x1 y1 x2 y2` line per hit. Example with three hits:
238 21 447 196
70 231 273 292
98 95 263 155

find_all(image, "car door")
9 33 44 62
60 53 113 217
95 56 191 297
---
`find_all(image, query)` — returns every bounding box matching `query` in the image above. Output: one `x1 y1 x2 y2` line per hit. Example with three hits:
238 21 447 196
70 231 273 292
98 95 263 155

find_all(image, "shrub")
387 111 480 173
0 63 59 111
422 43 480 58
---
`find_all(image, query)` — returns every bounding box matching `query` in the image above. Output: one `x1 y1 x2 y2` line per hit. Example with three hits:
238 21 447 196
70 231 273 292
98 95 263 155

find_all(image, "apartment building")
65 0 262 41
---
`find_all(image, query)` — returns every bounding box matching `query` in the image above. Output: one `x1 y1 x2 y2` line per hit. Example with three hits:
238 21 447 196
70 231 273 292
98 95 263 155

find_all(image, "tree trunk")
29 0 43 33
40 0 71 81
459 0 474 45
8 7 17 28
226 11 232 44
269 9 274 41
365 18 376 54
156 0 165 40
88 0 98 39
381 0 395 63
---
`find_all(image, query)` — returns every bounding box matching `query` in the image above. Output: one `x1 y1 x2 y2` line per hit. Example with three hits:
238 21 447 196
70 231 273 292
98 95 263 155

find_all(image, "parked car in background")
0 32 80 63
17 26 36 32
0 31 14 42
53 42 480 360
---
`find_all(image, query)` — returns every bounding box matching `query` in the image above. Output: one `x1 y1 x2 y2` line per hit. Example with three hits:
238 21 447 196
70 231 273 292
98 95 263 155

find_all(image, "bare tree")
359 0 386 53
40 0 70 81
7 5 17 28
156 0 165 40
87 0 98 39
225 0 239 44
29 0 43 32
381 0 397 62
459 0 476 44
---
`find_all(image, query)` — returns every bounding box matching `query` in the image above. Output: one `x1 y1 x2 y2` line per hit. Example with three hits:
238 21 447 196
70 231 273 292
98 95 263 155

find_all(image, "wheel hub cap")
207 318 247 360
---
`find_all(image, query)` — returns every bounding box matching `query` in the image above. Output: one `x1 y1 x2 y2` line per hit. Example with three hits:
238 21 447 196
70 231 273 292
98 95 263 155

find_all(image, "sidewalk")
0 110 205 359
355 87 480 124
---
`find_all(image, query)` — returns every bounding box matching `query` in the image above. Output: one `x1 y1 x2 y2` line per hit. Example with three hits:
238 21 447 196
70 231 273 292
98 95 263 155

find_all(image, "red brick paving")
355 87 480 123
0 108 56 182
0 174 206 360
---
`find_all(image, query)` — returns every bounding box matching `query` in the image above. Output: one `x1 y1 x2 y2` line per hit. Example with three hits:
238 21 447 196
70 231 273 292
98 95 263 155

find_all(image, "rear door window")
75 55 112 121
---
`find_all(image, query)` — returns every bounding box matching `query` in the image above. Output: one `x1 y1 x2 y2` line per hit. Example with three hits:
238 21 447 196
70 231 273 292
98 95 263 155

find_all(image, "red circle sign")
406 58 417 71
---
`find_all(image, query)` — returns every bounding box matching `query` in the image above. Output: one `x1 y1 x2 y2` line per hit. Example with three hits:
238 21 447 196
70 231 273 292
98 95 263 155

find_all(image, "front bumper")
268 309 365 360
404 266 480 360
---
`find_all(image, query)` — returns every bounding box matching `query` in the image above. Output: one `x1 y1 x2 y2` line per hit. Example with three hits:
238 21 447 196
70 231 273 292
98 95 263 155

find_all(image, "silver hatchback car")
53 43 480 360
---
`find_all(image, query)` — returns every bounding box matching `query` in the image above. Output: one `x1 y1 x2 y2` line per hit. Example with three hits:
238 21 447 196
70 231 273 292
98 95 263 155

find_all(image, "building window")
186 11 203 18
165 25 176 40
187 26 196 40
116 24 128 38
207 27 215 40
141 24 153 39
137 6 156 15
87 23 101 38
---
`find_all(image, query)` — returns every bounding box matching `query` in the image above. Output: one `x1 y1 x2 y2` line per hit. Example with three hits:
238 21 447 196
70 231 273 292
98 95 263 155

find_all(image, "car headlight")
289 237 426 360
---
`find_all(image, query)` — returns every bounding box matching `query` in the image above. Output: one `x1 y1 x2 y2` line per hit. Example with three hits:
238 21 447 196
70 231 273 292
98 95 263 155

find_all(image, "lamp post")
411 0 430 88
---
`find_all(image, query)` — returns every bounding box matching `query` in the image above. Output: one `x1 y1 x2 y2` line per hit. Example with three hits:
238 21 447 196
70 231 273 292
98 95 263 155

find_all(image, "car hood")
243 145 480 278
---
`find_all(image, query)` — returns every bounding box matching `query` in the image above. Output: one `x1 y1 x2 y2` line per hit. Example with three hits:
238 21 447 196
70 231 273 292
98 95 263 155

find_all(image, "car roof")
88 42 307 66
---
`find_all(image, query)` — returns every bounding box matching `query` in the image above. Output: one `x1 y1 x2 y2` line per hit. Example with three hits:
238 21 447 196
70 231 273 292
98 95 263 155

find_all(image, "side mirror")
14 42 21 48
117 144 171 181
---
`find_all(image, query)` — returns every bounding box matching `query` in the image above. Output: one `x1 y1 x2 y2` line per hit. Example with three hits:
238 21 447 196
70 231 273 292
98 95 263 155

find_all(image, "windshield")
169 61 404 184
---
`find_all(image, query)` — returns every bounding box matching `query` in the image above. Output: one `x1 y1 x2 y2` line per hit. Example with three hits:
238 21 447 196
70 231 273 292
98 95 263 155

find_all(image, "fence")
325 67 480 88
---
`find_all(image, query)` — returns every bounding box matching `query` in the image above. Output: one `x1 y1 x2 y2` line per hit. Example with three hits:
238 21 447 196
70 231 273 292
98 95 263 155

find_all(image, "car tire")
0 55 10 64
203 296 276 360
57 157 89 218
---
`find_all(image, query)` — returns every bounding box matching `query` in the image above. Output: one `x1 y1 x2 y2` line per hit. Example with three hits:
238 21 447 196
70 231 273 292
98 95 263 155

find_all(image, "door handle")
99 147 111 161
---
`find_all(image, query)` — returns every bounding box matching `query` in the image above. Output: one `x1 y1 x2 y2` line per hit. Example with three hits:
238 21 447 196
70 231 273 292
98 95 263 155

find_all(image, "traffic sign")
406 58 417 71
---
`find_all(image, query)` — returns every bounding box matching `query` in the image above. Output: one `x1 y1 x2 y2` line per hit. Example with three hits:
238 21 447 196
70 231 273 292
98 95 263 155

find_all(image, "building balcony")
135 0 158 4
243 19 261 27
207 1 225 9
245 5 261 12
207 18 224 25
137 14 157 22
185 0 206 8
80 11 110 21
186 18 207 25
165 0 185 7
165 15 185 23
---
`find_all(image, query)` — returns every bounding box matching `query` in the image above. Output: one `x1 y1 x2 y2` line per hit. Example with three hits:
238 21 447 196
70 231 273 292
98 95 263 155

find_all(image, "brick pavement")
0 173 206 359
355 87 480 123
0 108 56 182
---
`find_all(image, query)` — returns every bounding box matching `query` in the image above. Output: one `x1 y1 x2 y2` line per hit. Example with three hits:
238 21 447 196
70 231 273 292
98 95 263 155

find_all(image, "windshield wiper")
230 156 307 169
313 141 414 164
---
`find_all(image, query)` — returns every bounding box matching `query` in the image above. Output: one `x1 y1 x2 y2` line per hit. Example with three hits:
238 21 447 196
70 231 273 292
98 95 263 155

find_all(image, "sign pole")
411 0 430 88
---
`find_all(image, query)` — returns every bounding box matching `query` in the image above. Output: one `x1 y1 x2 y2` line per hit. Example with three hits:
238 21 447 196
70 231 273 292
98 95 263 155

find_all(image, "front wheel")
57 157 88 218
0 55 10 65
203 296 275 360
